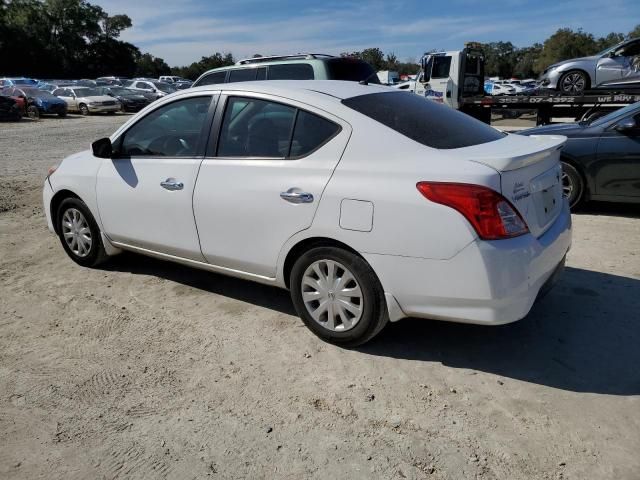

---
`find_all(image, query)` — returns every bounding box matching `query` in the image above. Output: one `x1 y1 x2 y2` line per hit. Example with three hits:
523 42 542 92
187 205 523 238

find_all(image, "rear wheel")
56 197 108 267
561 161 584 208
58 111 67 117
290 247 388 347
559 70 589 95
79 103 89 115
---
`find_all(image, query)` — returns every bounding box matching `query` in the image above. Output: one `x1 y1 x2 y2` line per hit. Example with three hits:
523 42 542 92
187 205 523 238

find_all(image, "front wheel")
559 70 589 95
290 247 388 347
561 161 584 208
56 197 108 267
27 105 39 119
79 103 89 115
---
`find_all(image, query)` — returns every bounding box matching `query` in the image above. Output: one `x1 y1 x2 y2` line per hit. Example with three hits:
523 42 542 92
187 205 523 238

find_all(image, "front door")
424 54 454 108
54 88 77 111
594 111 640 199
597 40 640 86
193 94 350 278
96 94 216 260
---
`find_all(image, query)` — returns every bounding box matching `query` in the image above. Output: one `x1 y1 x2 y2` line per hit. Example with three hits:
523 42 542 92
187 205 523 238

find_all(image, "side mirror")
614 118 638 133
92 137 113 158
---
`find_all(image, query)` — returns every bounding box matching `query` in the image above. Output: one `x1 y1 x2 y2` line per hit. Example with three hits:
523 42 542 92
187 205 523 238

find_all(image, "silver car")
539 37 640 95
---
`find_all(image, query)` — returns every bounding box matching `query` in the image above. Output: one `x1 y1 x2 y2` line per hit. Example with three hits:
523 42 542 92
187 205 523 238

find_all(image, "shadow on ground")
573 201 640 219
106 254 640 395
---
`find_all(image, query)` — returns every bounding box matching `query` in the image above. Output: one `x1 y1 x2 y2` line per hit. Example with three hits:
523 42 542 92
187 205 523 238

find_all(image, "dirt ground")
1 114 639 480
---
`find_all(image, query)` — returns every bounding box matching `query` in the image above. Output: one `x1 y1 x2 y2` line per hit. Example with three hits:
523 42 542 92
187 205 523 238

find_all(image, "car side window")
198 71 227 86
289 110 341 157
216 96 340 158
217 97 296 157
228 68 258 83
118 96 212 157
267 64 314 80
136 82 149 89
431 56 452 79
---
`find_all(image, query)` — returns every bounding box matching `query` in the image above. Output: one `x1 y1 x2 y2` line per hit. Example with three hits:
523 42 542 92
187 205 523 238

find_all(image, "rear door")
96 94 217 259
193 93 350 278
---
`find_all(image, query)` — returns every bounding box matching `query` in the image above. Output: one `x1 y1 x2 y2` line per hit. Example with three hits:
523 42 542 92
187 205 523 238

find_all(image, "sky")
100 0 640 67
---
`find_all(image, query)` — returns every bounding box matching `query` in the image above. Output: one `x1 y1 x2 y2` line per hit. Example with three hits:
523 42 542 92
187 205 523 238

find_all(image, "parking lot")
1 114 639 479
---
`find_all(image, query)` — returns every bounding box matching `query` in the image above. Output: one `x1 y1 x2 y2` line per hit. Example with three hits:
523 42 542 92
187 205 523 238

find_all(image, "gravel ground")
1 114 639 479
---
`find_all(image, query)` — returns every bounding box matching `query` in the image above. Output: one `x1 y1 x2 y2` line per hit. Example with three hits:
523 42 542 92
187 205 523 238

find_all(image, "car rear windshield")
326 58 380 83
342 92 505 149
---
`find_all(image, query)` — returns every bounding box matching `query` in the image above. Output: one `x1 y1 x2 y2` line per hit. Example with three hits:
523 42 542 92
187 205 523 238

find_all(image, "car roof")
189 80 394 102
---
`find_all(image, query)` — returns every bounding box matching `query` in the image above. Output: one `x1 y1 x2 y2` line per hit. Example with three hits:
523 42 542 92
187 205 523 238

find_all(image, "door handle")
280 188 314 204
160 178 184 191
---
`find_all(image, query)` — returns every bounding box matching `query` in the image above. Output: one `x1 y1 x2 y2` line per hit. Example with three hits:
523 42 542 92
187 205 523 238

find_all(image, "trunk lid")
452 134 567 238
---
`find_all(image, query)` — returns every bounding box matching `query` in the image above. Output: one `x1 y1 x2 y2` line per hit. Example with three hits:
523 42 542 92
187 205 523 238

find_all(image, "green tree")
482 41 517 77
534 28 598 73
135 52 171 77
171 52 234 80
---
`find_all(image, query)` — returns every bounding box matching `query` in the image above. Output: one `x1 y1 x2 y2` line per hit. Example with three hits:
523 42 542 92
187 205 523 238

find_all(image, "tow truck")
403 42 640 125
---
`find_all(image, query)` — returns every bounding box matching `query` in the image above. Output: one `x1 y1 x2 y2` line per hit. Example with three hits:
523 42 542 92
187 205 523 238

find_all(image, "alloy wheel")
61 208 92 257
561 73 586 95
561 171 574 199
301 259 363 332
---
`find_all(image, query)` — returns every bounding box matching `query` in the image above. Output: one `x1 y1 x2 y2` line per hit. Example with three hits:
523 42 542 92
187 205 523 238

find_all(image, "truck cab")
413 43 485 109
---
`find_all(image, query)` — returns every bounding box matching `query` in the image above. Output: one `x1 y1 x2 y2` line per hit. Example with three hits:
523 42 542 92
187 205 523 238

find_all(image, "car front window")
119 96 212 157
590 102 640 127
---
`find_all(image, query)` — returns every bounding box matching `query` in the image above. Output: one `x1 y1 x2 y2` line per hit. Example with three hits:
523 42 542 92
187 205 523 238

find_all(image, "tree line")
1 0 639 80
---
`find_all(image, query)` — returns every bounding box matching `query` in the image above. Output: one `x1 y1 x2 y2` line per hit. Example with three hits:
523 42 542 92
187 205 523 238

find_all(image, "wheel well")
283 237 361 289
560 69 591 89
560 156 589 199
50 189 80 233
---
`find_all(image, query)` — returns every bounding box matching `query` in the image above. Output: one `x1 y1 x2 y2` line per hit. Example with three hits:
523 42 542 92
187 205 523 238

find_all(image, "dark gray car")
519 102 640 207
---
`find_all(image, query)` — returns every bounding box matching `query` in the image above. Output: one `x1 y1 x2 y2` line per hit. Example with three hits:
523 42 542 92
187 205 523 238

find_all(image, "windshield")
594 41 625 57
74 88 101 97
22 88 58 99
342 91 505 149
590 102 640 127
154 82 177 93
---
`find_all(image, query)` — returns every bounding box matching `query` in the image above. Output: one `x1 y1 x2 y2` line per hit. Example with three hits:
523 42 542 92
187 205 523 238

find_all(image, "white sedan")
43 81 571 346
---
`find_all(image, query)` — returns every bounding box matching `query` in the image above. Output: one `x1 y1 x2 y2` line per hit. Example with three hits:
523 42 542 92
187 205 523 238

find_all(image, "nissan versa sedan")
43 81 571 346
520 101 640 207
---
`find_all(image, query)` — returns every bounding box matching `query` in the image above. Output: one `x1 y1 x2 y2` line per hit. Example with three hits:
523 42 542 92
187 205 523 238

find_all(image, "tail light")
416 182 529 240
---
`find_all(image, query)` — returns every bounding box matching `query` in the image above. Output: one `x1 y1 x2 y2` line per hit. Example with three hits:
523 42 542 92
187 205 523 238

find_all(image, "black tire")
107 111 115 115
56 197 108 267
58 111 67 117
558 70 589 95
79 103 89 115
561 161 584 208
290 247 388 347
27 105 39 119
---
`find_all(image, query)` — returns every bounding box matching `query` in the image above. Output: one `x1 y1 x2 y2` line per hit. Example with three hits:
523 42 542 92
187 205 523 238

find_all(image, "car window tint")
198 71 227 86
342 92 505 149
228 69 257 83
217 96 296 158
255 67 267 80
325 58 380 83
267 64 314 80
431 56 452 79
290 110 340 157
119 96 212 157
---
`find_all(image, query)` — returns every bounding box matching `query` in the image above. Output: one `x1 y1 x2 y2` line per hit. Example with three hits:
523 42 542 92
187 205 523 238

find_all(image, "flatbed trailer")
459 92 640 125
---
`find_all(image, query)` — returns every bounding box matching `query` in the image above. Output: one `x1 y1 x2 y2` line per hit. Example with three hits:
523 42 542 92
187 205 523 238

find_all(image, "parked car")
96 86 150 112
96 76 129 86
0 94 22 120
519 101 640 207
43 81 571 346
484 82 516 95
123 80 177 99
159 75 191 84
1 77 39 87
192 54 380 87
1 86 67 118
53 86 120 115
0 88 26 115
173 80 193 90
539 37 640 95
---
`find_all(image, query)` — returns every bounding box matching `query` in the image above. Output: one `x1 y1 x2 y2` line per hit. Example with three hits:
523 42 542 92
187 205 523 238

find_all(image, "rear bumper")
366 200 572 325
